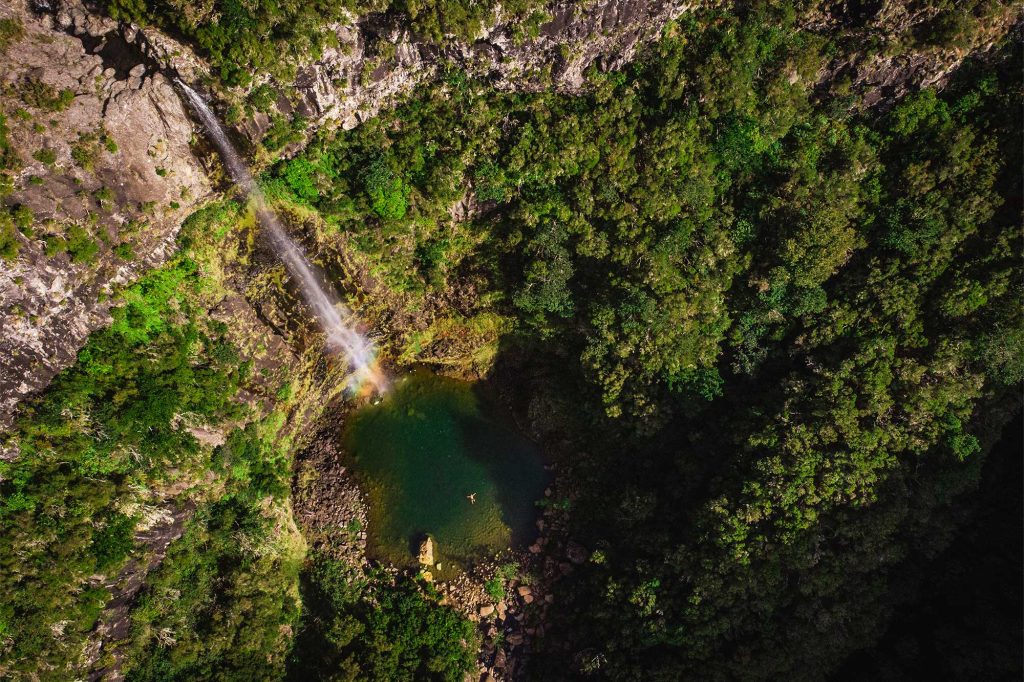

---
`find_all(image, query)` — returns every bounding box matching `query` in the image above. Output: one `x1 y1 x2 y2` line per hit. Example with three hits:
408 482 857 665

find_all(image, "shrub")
91 513 137 572
289 555 478 681
94 187 114 205
67 225 99 263
18 77 75 112
0 213 20 261
247 84 278 113
32 148 56 165
71 133 100 171
0 17 24 53
12 204 33 230
44 234 67 256
113 242 134 260
364 157 408 220
0 113 19 172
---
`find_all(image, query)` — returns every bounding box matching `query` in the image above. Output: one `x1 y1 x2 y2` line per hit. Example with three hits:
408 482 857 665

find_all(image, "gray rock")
0 0 210 429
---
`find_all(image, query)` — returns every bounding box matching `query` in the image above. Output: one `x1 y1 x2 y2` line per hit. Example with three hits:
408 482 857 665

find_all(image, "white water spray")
177 80 388 395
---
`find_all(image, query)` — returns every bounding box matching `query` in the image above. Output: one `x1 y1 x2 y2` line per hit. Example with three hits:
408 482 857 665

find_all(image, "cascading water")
177 81 388 395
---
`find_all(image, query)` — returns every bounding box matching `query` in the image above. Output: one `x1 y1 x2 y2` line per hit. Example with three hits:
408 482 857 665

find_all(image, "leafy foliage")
121 417 303 682
260 5 1020 680
0 17 23 53
288 554 477 682
0 226 247 677
3 1 1019 680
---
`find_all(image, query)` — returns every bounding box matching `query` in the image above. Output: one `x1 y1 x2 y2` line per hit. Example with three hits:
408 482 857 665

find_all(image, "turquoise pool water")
344 370 548 571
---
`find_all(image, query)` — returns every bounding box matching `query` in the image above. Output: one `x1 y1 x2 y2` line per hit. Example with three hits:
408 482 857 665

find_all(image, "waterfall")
177 81 388 395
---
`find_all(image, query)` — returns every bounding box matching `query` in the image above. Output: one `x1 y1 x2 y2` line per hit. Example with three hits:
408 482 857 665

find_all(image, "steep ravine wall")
0 0 698 431
0 0 1018 677
253 0 698 138
0 0 210 430
1 0 1018 429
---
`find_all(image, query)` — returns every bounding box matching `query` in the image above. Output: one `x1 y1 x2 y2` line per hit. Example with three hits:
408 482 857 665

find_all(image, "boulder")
566 541 587 564
418 536 434 565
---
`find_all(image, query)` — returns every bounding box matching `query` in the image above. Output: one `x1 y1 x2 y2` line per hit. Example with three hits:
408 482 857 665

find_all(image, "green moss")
66 225 99 263
113 242 134 260
94 186 114 206
0 213 20 262
18 77 75 112
71 132 100 171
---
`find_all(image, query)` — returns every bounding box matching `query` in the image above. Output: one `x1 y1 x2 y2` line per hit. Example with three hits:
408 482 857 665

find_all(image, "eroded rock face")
0 0 210 428
230 0 1020 149
242 0 694 139
809 0 1021 108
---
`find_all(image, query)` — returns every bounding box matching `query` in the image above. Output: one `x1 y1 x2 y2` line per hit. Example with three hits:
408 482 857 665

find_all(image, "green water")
344 370 548 571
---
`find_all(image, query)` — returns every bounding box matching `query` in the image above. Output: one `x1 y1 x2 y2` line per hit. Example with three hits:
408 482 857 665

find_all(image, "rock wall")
226 0 1020 148
1 0 1018 430
224 0 696 143
809 0 1021 108
278 0 695 135
0 0 210 429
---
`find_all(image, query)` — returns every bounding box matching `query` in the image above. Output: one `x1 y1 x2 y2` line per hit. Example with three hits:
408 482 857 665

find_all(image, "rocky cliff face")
809 0 1020 107
0 0 209 428
276 0 694 135
0 0 1018 431
219 0 1020 150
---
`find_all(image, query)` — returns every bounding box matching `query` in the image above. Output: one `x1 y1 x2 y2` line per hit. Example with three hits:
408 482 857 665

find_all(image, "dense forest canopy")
0 0 1020 680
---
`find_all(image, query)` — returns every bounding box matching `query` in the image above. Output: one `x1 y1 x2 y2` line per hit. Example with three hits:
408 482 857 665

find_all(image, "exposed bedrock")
0 0 1018 429
0 0 209 430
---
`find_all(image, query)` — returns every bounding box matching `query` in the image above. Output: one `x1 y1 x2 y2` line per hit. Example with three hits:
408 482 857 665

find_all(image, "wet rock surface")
293 423 371 567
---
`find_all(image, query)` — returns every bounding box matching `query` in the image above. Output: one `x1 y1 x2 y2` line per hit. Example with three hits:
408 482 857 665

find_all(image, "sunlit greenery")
288 554 477 681
0 242 249 675
1 0 1019 679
